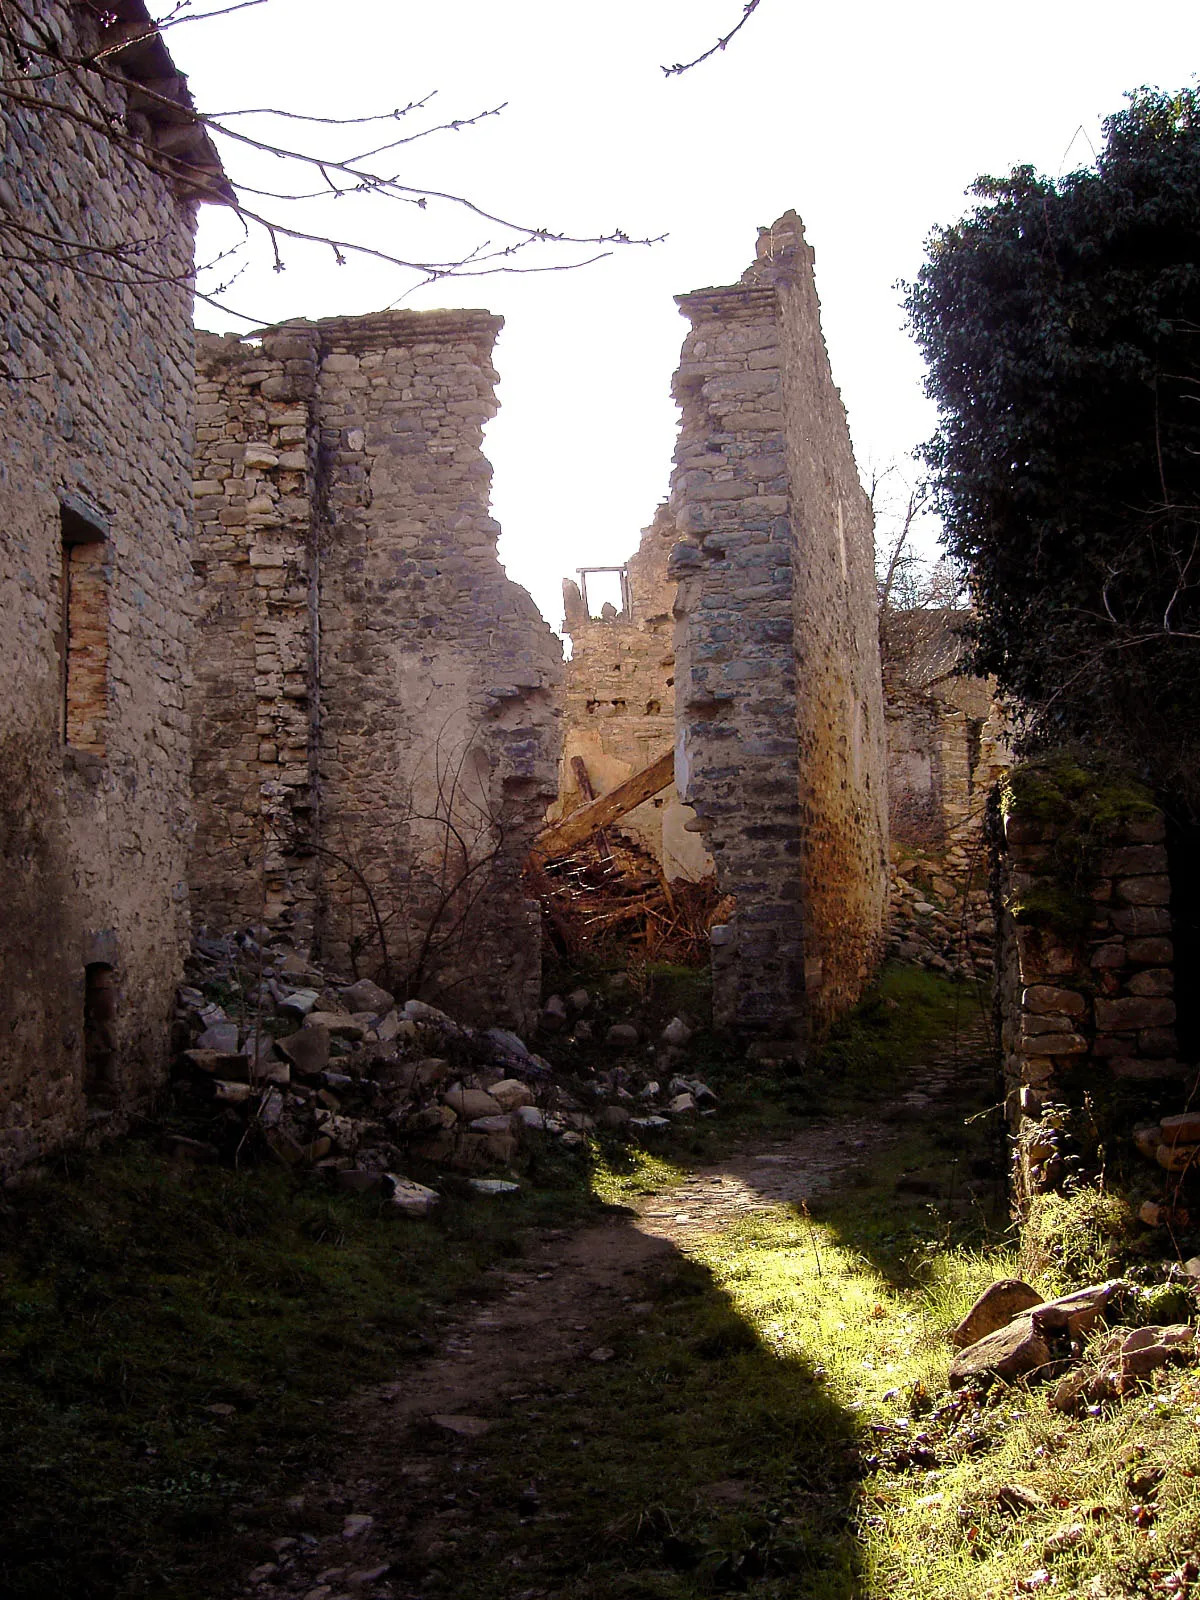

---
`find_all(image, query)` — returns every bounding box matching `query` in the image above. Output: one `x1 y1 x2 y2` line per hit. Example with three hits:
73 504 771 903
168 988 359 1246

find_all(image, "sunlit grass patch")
592 1144 692 1206
859 1371 1200 1600
669 1174 1200 1600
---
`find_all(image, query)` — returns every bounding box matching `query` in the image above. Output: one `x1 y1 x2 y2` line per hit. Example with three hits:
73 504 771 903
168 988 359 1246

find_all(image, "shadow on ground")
325 1242 868 1600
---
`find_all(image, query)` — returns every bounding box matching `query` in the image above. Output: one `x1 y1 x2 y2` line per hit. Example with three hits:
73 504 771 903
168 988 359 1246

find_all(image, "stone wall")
668 213 889 1040
191 311 562 1031
555 504 712 881
884 653 1012 981
0 1 206 1174
994 763 1182 1202
190 326 322 942
884 653 1011 854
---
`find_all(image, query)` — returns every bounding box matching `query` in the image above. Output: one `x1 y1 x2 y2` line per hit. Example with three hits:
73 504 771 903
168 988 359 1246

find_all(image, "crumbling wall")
190 312 562 1031
668 212 889 1039
0 0 203 1173
191 328 321 942
885 681 947 846
881 605 1011 854
995 763 1181 1203
557 505 712 881
882 641 1011 979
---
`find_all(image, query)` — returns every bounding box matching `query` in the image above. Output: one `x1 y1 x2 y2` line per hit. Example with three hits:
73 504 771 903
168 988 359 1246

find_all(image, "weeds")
1020 1187 1139 1291
6 962 1198 1598
0 1141 595 1599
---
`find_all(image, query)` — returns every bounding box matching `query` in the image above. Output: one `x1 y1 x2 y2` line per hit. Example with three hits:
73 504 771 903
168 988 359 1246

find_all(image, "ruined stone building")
668 215 889 1040
882 609 1011 856
189 313 561 1031
886 673 1009 853
556 505 712 883
0 0 226 1173
558 214 889 1042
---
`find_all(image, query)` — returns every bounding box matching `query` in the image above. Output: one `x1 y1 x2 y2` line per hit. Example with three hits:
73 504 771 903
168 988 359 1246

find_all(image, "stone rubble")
168 931 719 1194
946 1275 1199 1405
886 849 995 980
1133 1110 1200 1174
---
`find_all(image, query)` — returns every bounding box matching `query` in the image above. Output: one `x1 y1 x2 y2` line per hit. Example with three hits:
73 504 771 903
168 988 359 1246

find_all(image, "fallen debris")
952 1278 1044 1350
947 1276 1199 1406
170 928 719 1199
526 831 727 966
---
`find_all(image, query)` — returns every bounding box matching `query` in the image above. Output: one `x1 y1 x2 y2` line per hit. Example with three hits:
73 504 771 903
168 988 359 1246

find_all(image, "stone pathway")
234 1030 994 1600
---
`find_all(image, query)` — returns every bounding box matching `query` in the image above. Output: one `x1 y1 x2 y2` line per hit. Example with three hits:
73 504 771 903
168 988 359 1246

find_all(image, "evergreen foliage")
906 88 1200 806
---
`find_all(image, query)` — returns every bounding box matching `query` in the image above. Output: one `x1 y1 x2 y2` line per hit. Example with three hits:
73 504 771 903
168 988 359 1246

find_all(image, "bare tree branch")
0 0 662 318
662 0 765 78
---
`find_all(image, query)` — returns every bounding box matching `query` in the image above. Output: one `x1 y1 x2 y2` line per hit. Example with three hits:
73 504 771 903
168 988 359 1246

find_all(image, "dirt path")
234 1039 990 1600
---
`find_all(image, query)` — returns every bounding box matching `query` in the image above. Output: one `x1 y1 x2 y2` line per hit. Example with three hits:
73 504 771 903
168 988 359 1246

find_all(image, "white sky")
173 0 1200 628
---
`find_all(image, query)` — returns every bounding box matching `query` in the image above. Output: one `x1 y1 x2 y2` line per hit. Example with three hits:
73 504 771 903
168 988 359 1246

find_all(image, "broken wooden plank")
569 753 615 865
531 748 674 861
569 754 596 801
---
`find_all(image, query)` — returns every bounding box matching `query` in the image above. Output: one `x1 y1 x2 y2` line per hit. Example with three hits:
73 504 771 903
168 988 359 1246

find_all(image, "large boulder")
949 1316 1053 1388
949 1282 1122 1388
442 1085 503 1121
278 1024 331 1077
489 1079 535 1112
952 1279 1043 1349
341 978 394 1015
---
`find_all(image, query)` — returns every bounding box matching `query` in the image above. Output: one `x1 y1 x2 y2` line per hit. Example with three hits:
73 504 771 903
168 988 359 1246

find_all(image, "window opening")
576 565 630 620
83 962 118 1101
60 499 110 754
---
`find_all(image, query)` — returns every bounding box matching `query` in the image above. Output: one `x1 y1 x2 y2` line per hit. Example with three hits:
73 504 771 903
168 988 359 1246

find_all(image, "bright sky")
173 0 1200 628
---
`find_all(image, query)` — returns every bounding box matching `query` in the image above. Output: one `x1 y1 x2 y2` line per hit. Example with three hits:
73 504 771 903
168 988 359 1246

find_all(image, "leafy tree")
905 87 1200 808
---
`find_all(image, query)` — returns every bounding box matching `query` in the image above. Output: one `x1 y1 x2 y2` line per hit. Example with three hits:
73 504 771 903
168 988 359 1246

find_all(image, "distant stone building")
555 505 712 883
190 312 562 1030
667 213 890 1041
0 0 226 1174
881 609 1011 854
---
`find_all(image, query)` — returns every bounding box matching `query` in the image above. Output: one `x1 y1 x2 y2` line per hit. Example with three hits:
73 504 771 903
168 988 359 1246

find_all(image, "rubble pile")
1134 1111 1200 1176
887 852 994 979
529 834 727 967
168 932 717 1203
946 1274 1199 1413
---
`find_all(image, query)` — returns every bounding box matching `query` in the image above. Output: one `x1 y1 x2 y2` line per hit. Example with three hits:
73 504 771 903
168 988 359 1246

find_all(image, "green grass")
0 1139 597 1599
399 969 1009 1599
417 969 1200 1600
7 962 1198 1599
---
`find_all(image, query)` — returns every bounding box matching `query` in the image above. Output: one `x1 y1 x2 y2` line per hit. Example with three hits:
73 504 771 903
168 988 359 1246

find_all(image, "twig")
661 0 765 77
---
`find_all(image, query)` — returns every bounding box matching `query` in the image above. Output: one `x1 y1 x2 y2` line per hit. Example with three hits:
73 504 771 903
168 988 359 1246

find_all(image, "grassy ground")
0 1140 594 1599
395 965 1200 1600
5 963 1199 1598
428 965 1010 1599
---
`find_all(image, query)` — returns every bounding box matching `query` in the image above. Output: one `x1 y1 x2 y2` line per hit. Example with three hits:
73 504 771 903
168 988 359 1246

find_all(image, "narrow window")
83 962 118 1100
965 715 984 799
60 503 109 754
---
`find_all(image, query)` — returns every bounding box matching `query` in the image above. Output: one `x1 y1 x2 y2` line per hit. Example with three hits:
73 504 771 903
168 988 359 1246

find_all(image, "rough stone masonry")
556 503 713 883
190 312 562 1032
667 213 890 1041
0 0 225 1175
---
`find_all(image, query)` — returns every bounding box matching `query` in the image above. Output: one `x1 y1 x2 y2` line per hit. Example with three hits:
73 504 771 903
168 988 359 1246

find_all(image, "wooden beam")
569 752 613 864
532 749 674 861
